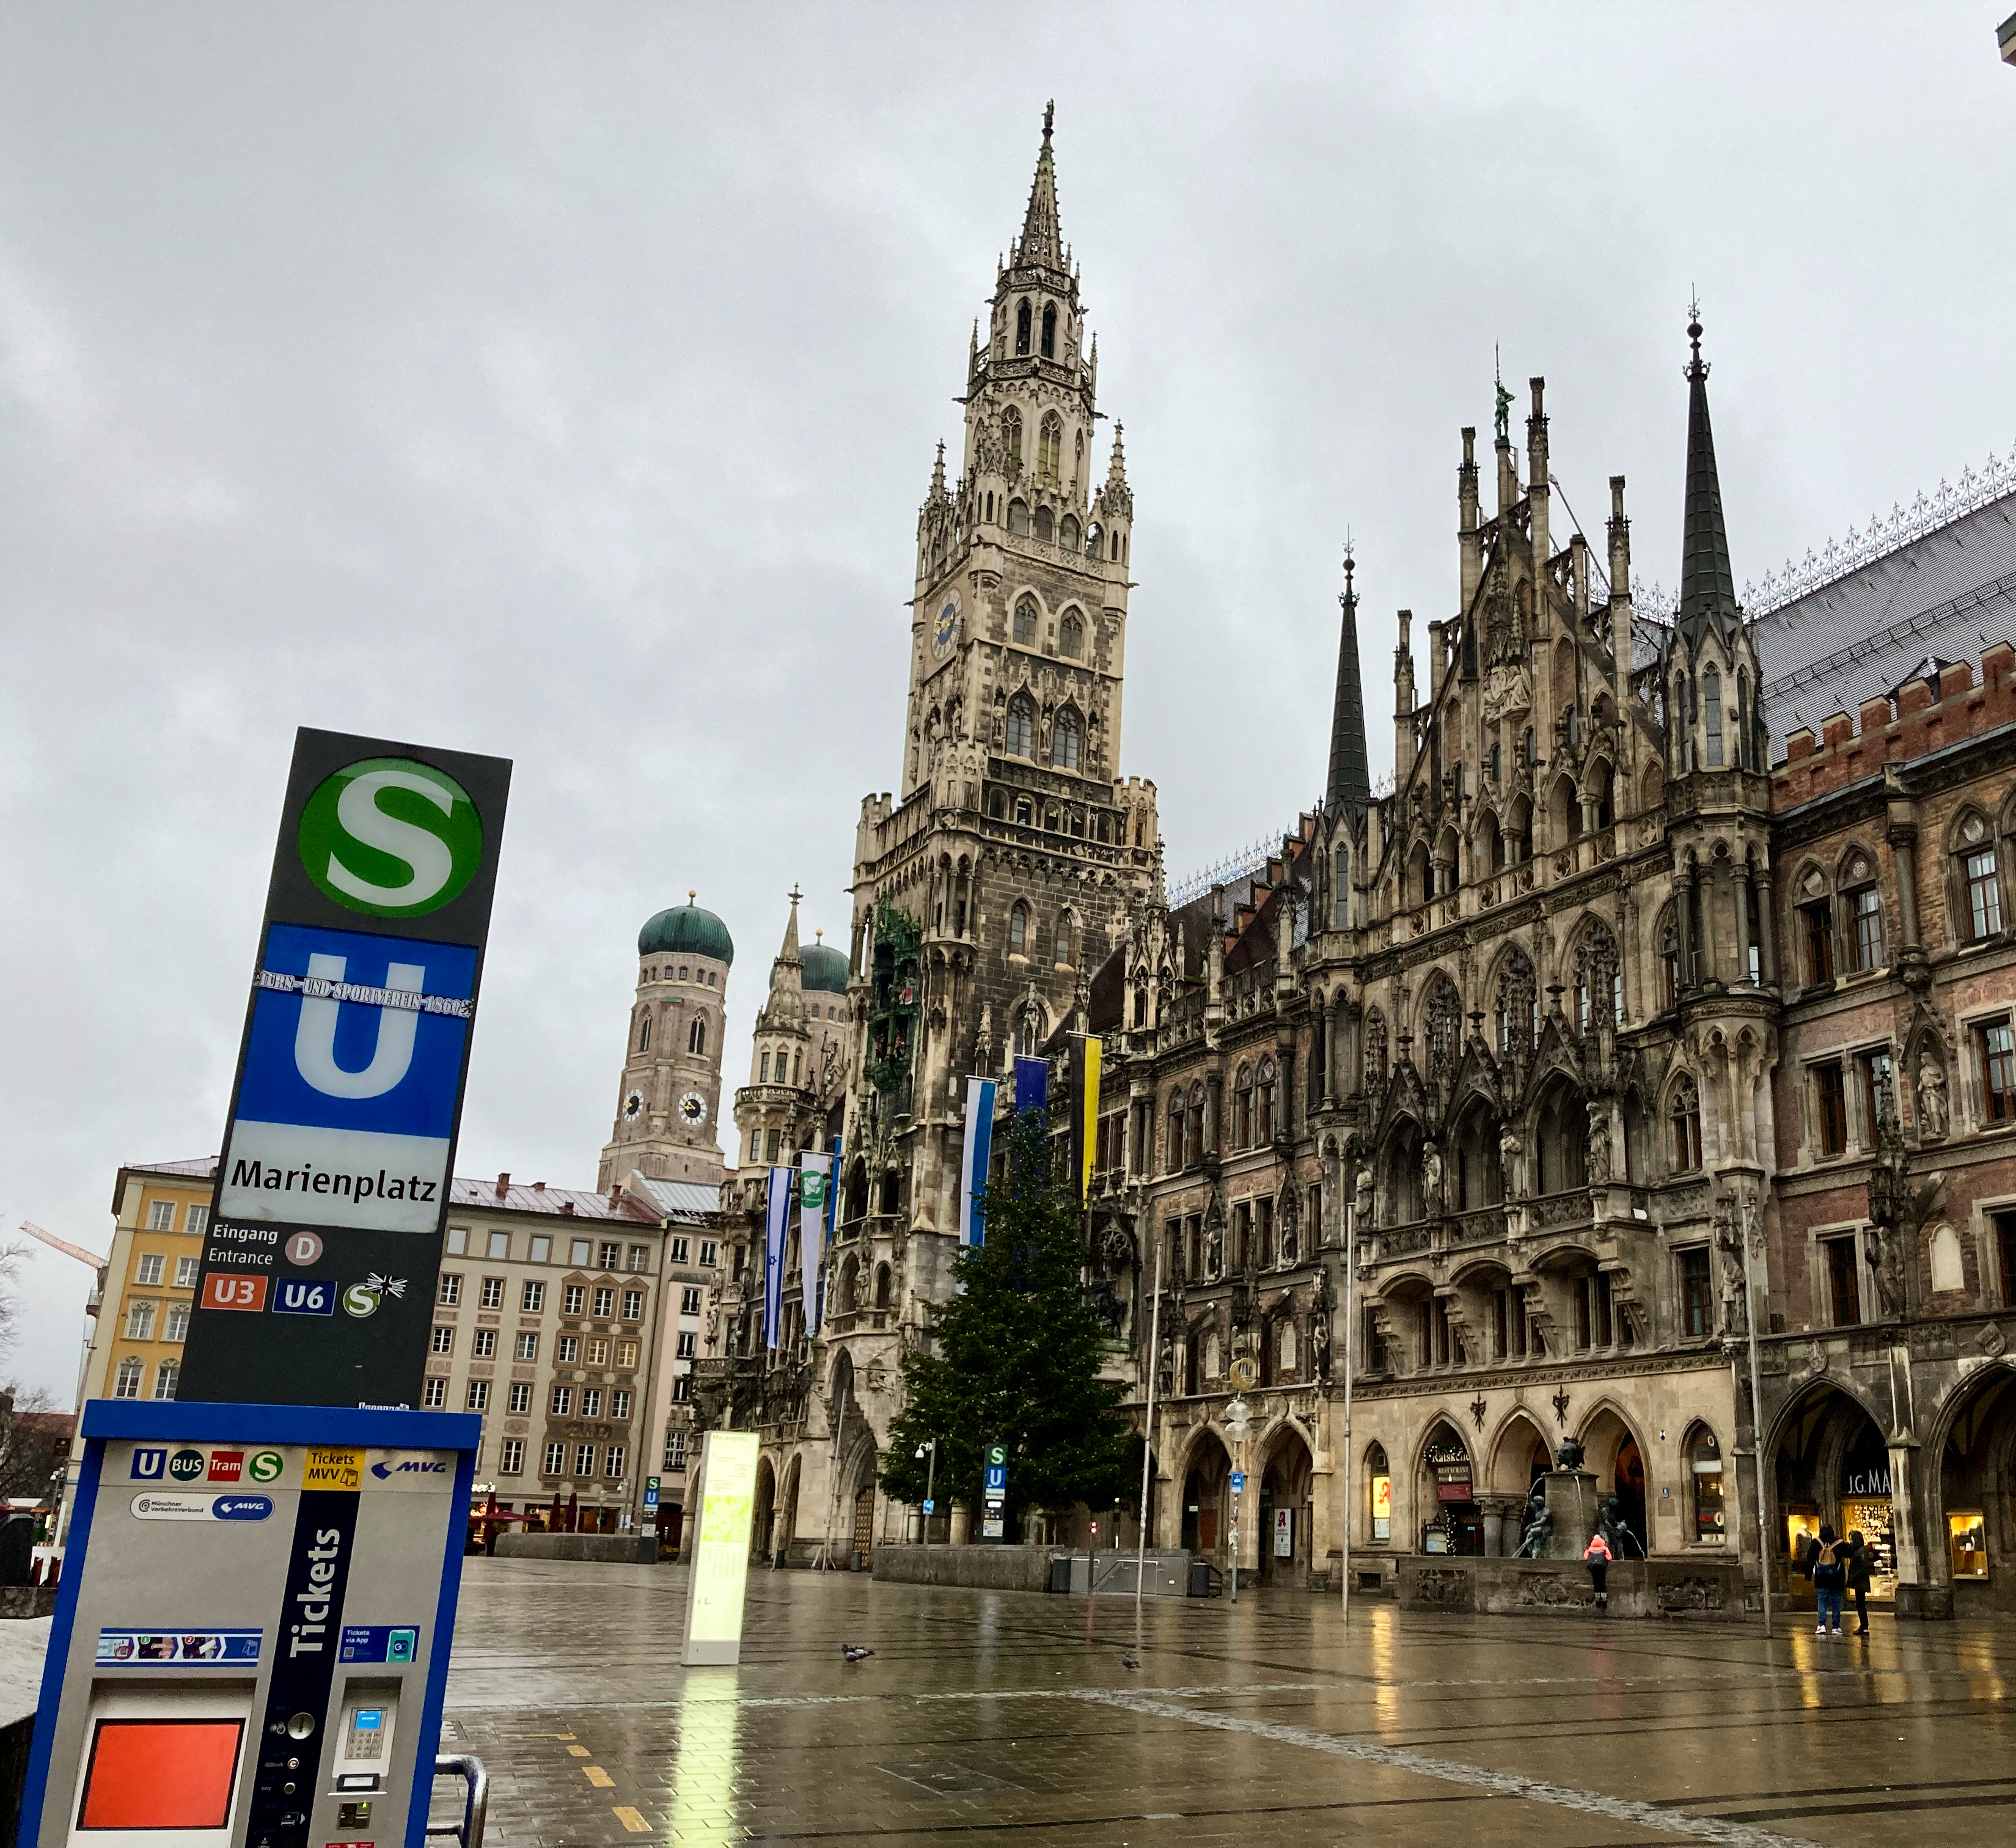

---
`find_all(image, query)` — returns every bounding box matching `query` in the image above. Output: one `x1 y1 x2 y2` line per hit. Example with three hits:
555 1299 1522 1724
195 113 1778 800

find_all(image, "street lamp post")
1225 1394 1252 1604
1341 1159 1357 1624
915 1441 936 1546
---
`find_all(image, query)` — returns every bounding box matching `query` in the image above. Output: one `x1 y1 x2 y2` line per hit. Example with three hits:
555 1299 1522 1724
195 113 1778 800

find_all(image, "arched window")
1007 499 1030 535
1040 302 1057 358
1052 908 1073 966
1735 669 1751 771
792 1049 802 1085
1334 845 1350 925
689 1016 707 1055
1058 609 1083 657
1659 907 1681 1010
1014 299 1032 356
1670 1076 1703 1173
153 1358 179 1401
114 1356 142 1399
1009 901 1029 953
1168 1090 1186 1172
1187 1081 1206 1165
874 1263 892 1310
1132 985 1147 1029
1366 1442 1391 1537
760 1050 771 1082
1685 1424 1726 1543
1033 505 1054 543
1052 706 1082 771
1059 515 1080 552
1954 811 2004 942
1257 1059 1278 1143
1233 1065 1254 1147
1013 596 1039 646
1038 413 1062 485
1495 949 1536 1054
1002 406 1022 473
1005 692 1036 757
1704 666 1724 766
637 1013 651 1051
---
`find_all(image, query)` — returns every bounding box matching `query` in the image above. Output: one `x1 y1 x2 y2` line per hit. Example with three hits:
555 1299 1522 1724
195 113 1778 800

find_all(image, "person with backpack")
1811 1524 1847 1635
1845 1530 1874 1635
1583 1530 1613 1612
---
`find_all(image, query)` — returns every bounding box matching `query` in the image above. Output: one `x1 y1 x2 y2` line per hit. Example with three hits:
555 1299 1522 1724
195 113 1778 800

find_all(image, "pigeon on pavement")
1121 1652 1141 1671
841 1643 874 1663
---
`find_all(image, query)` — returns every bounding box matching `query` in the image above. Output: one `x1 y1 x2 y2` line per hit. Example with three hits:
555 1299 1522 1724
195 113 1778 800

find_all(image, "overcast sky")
5 4 2014 1403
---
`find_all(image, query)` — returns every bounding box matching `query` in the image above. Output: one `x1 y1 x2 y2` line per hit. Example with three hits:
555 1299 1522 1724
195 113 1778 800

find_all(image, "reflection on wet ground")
438 1559 2016 1848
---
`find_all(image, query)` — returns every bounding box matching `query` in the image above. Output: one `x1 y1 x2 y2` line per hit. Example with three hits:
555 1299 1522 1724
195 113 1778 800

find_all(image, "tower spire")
1017 101 1063 269
1677 304 1742 650
1327 543 1371 813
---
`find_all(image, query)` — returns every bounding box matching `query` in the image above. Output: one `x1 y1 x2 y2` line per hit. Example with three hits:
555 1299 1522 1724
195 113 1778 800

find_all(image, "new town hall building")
690 114 2016 1619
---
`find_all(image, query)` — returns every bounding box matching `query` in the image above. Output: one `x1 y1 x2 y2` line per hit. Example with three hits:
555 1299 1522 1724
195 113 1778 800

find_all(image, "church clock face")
933 592 960 657
679 1091 707 1127
623 1090 644 1122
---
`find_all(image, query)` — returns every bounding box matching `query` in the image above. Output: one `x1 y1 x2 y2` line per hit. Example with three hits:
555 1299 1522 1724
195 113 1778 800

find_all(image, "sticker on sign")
304 1447 364 1490
97 1628 261 1665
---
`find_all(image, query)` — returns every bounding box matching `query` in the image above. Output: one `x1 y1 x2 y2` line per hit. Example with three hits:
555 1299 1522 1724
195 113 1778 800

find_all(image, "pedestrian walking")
1845 1530 1874 1635
1583 1530 1613 1612
1810 1524 1846 1636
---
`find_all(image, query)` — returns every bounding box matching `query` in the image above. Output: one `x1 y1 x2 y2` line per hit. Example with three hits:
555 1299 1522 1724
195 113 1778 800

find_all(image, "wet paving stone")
431 1559 2016 1848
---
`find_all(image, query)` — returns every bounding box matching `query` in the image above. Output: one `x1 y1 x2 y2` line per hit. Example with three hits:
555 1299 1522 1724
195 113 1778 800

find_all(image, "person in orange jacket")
1584 1530 1614 1612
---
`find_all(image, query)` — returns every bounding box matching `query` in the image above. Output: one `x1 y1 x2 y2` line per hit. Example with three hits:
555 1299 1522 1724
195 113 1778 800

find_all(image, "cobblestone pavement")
433 1560 2016 1848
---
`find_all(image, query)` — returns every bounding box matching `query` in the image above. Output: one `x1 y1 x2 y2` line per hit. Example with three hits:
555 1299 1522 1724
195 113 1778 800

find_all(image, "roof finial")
1685 288 1707 380
687 889 697 905
1043 98 1054 144
1493 345 1511 443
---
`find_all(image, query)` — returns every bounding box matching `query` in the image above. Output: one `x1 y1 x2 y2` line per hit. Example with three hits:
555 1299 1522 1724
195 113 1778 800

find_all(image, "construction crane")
18 1222 107 1272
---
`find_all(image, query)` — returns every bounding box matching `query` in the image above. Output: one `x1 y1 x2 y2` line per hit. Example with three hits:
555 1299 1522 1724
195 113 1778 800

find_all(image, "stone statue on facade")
1423 1141 1444 1214
1585 1100 1612 1184
1353 1164 1374 1226
1917 1054 1949 1142
1714 1206 1748 1336
1498 1121 1526 1200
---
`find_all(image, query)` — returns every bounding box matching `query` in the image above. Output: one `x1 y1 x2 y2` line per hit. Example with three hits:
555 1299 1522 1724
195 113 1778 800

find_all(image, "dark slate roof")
1751 491 2016 756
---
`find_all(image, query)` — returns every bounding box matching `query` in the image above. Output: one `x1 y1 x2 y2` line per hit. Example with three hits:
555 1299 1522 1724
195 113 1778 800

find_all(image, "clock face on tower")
933 592 961 658
623 1090 644 1123
679 1091 707 1127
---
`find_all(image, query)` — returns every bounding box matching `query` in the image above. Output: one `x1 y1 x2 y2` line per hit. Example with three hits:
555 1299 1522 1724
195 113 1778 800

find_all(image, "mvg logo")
130 1448 167 1482
370 1458 449 1480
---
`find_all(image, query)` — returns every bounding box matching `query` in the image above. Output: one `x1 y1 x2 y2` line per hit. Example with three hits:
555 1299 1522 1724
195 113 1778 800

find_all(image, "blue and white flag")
1014 1055 1048 1115
959 1077 997 1247
797 1151 832 1334
763 1167 791 1348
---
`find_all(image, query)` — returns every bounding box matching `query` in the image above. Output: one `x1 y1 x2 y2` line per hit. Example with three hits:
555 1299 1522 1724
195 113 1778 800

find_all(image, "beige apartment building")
434 1173 722 1539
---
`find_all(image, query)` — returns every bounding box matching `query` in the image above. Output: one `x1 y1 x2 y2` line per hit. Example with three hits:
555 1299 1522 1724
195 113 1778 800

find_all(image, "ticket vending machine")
21 1402 479 1848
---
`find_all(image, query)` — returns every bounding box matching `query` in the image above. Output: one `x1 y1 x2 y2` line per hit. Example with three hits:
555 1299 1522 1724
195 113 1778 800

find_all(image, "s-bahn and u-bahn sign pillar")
180 729 512 1408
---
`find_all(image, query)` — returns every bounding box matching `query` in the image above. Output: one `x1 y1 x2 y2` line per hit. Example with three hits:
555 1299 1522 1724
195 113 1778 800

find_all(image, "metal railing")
430 1756 488 1848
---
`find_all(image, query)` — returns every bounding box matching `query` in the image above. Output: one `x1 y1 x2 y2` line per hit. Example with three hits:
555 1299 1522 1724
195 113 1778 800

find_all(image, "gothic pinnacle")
1018 100 1063 268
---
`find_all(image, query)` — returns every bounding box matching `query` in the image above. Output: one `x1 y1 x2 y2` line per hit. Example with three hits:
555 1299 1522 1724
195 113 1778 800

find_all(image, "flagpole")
1341 1161 1356 1625
1134 1221 1164 1630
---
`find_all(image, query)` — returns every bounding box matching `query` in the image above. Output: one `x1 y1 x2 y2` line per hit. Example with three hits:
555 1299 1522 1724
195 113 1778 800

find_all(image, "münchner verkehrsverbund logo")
298 758 483 919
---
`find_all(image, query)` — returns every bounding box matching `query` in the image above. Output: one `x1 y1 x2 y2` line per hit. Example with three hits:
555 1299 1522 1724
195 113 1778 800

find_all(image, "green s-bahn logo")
298 757 483 919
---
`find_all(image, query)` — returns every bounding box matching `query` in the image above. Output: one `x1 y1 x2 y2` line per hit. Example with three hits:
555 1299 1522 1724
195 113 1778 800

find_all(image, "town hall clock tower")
840 105 1162 1321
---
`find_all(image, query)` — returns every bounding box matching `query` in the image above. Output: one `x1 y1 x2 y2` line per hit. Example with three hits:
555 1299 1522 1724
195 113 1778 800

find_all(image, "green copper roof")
801 942 850 994
639 900 735 966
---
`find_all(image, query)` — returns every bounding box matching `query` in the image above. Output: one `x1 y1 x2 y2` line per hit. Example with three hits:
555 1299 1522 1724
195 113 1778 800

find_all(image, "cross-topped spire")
1676 305 1742 651
1327 541 1371 815
1016 101 1064 270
